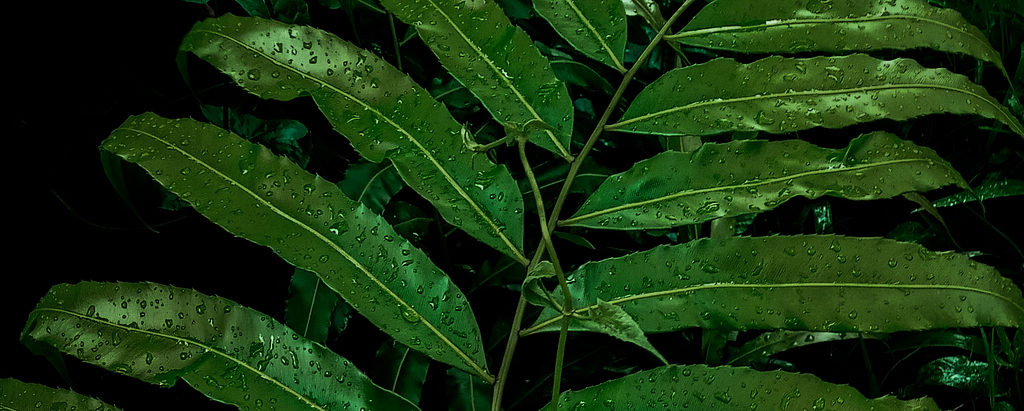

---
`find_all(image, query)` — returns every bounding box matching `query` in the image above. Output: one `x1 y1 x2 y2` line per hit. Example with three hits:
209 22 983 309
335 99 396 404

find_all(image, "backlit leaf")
607 55 1024 138
378 0 574 160
563 132 967 229
554 364 941 410
0 379 123 411
669 0 1008 78
523 235 1024 335
100 113 491 381
533 0 627 72
21 282 421 411
181 14 527 265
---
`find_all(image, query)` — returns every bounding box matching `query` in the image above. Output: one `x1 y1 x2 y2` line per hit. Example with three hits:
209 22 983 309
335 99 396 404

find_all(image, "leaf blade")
21 282 421 411
379 0 574 159
563 132 967 229
669 0 1008 78
0 379 124 411
180 14 527 265
533 0 627 72
525 235 1024 335
607 55 1024 138
100 113 491 381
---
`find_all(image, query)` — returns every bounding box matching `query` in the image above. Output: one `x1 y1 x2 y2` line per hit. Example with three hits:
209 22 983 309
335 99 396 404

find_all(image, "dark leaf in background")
285 268 341 344
338 161 405 215
372 339 431 405
200 105 311 168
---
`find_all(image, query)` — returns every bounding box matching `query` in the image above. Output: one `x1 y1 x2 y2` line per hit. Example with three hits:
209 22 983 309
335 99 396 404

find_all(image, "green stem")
551 316 570 411
489 3 696 408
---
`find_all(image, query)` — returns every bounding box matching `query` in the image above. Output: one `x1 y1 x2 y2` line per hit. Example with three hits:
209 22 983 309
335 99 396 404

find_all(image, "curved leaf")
668 0 1008 78
181 14 527 265
553 364 941 410
378 0 574 159
562 132 967 229
0 378 123 411
533 0 627 72
725 330 883 366
524 235 1024 336
20 282 420 411
100 113 491 381
932 178 1023 208
606 55 1024 138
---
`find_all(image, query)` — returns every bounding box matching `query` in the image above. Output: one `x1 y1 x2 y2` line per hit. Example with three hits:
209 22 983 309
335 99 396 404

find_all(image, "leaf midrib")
420 0 572 159
607 83 1024 136
195 28 527 267
119 124 492 381
554 0 625 72
527 282 1024 333
562 157 929 225
32 306 328 411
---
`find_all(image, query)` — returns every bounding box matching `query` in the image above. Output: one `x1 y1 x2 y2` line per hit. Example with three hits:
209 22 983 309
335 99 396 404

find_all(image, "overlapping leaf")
607 55 1024 138
21 282 421 411
1 379 123 411
180 14 527 265
377 0 574 159
285 269 340 344
725 330 883 366
932 178 1023 208
562 132 967 229
100 113 491 380
524 235 1024 335
533 0 627 72
669 0 1008 78
553 364 941 410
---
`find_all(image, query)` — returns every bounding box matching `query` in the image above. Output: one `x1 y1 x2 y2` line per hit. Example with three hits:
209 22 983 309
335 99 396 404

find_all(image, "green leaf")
726 330 882 366
100 113 491 381
285 269 340 344
577 300 668 364
338 161 405 214
378 0 575 160
563 132 967 229
371 340 431 405
551 60 616 95
523 261 561 310
554 364 941 410
181 14 527 265
236 0 311 24
21 282 421 411
669 0 1009 78
319 0 386 13
523 235 1024 335
607 55 1024 138
932 179 1023 208
1 379 123 411
200 105 311 168
533 0 627 72
917 355 989 395
445 368 493 411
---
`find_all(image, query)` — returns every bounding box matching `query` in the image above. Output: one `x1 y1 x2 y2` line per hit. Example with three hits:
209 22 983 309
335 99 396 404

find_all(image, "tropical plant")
5 0 1023 410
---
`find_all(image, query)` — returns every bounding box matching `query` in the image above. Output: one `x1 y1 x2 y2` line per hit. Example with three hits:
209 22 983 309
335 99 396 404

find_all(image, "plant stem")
388 13 402 71
551 316 570 411
489 3 695 408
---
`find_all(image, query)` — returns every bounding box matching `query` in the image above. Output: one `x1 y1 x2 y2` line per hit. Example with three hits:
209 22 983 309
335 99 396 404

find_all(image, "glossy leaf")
607 55 1024 138
917 355 989 395
563 132 967 229
524 235 1024 335
21 282 421 411
553 364 941 410
181 14 527 264
285 269 340 344
533 0 627 72
726 330 883 366
100 113 491 381
932 179 1023 208
372 340 431 405
669 0 1008 78
378 0 574 160
0 378 123 411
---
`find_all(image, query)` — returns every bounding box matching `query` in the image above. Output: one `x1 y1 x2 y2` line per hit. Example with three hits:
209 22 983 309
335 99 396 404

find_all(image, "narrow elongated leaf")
932 179 1023 208
285 269 340 344
669 0 1008 78
533 0 627 72
553 364 941 410
101 113 491 381
181 14 527 265
21 282 420 411
378 0 574 159
563 132 967 229
371 340 431 404
725 330 882 366
0 379 123 411
606 55 1024 138
524 235 1024 336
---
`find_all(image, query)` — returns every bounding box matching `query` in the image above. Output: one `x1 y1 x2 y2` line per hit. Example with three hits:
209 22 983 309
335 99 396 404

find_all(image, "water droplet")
402 307 421 322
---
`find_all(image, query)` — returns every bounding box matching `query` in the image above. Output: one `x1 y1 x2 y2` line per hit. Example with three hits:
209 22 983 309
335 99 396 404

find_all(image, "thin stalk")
551 317 570 411
388 13 402 71
490 3 696 408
